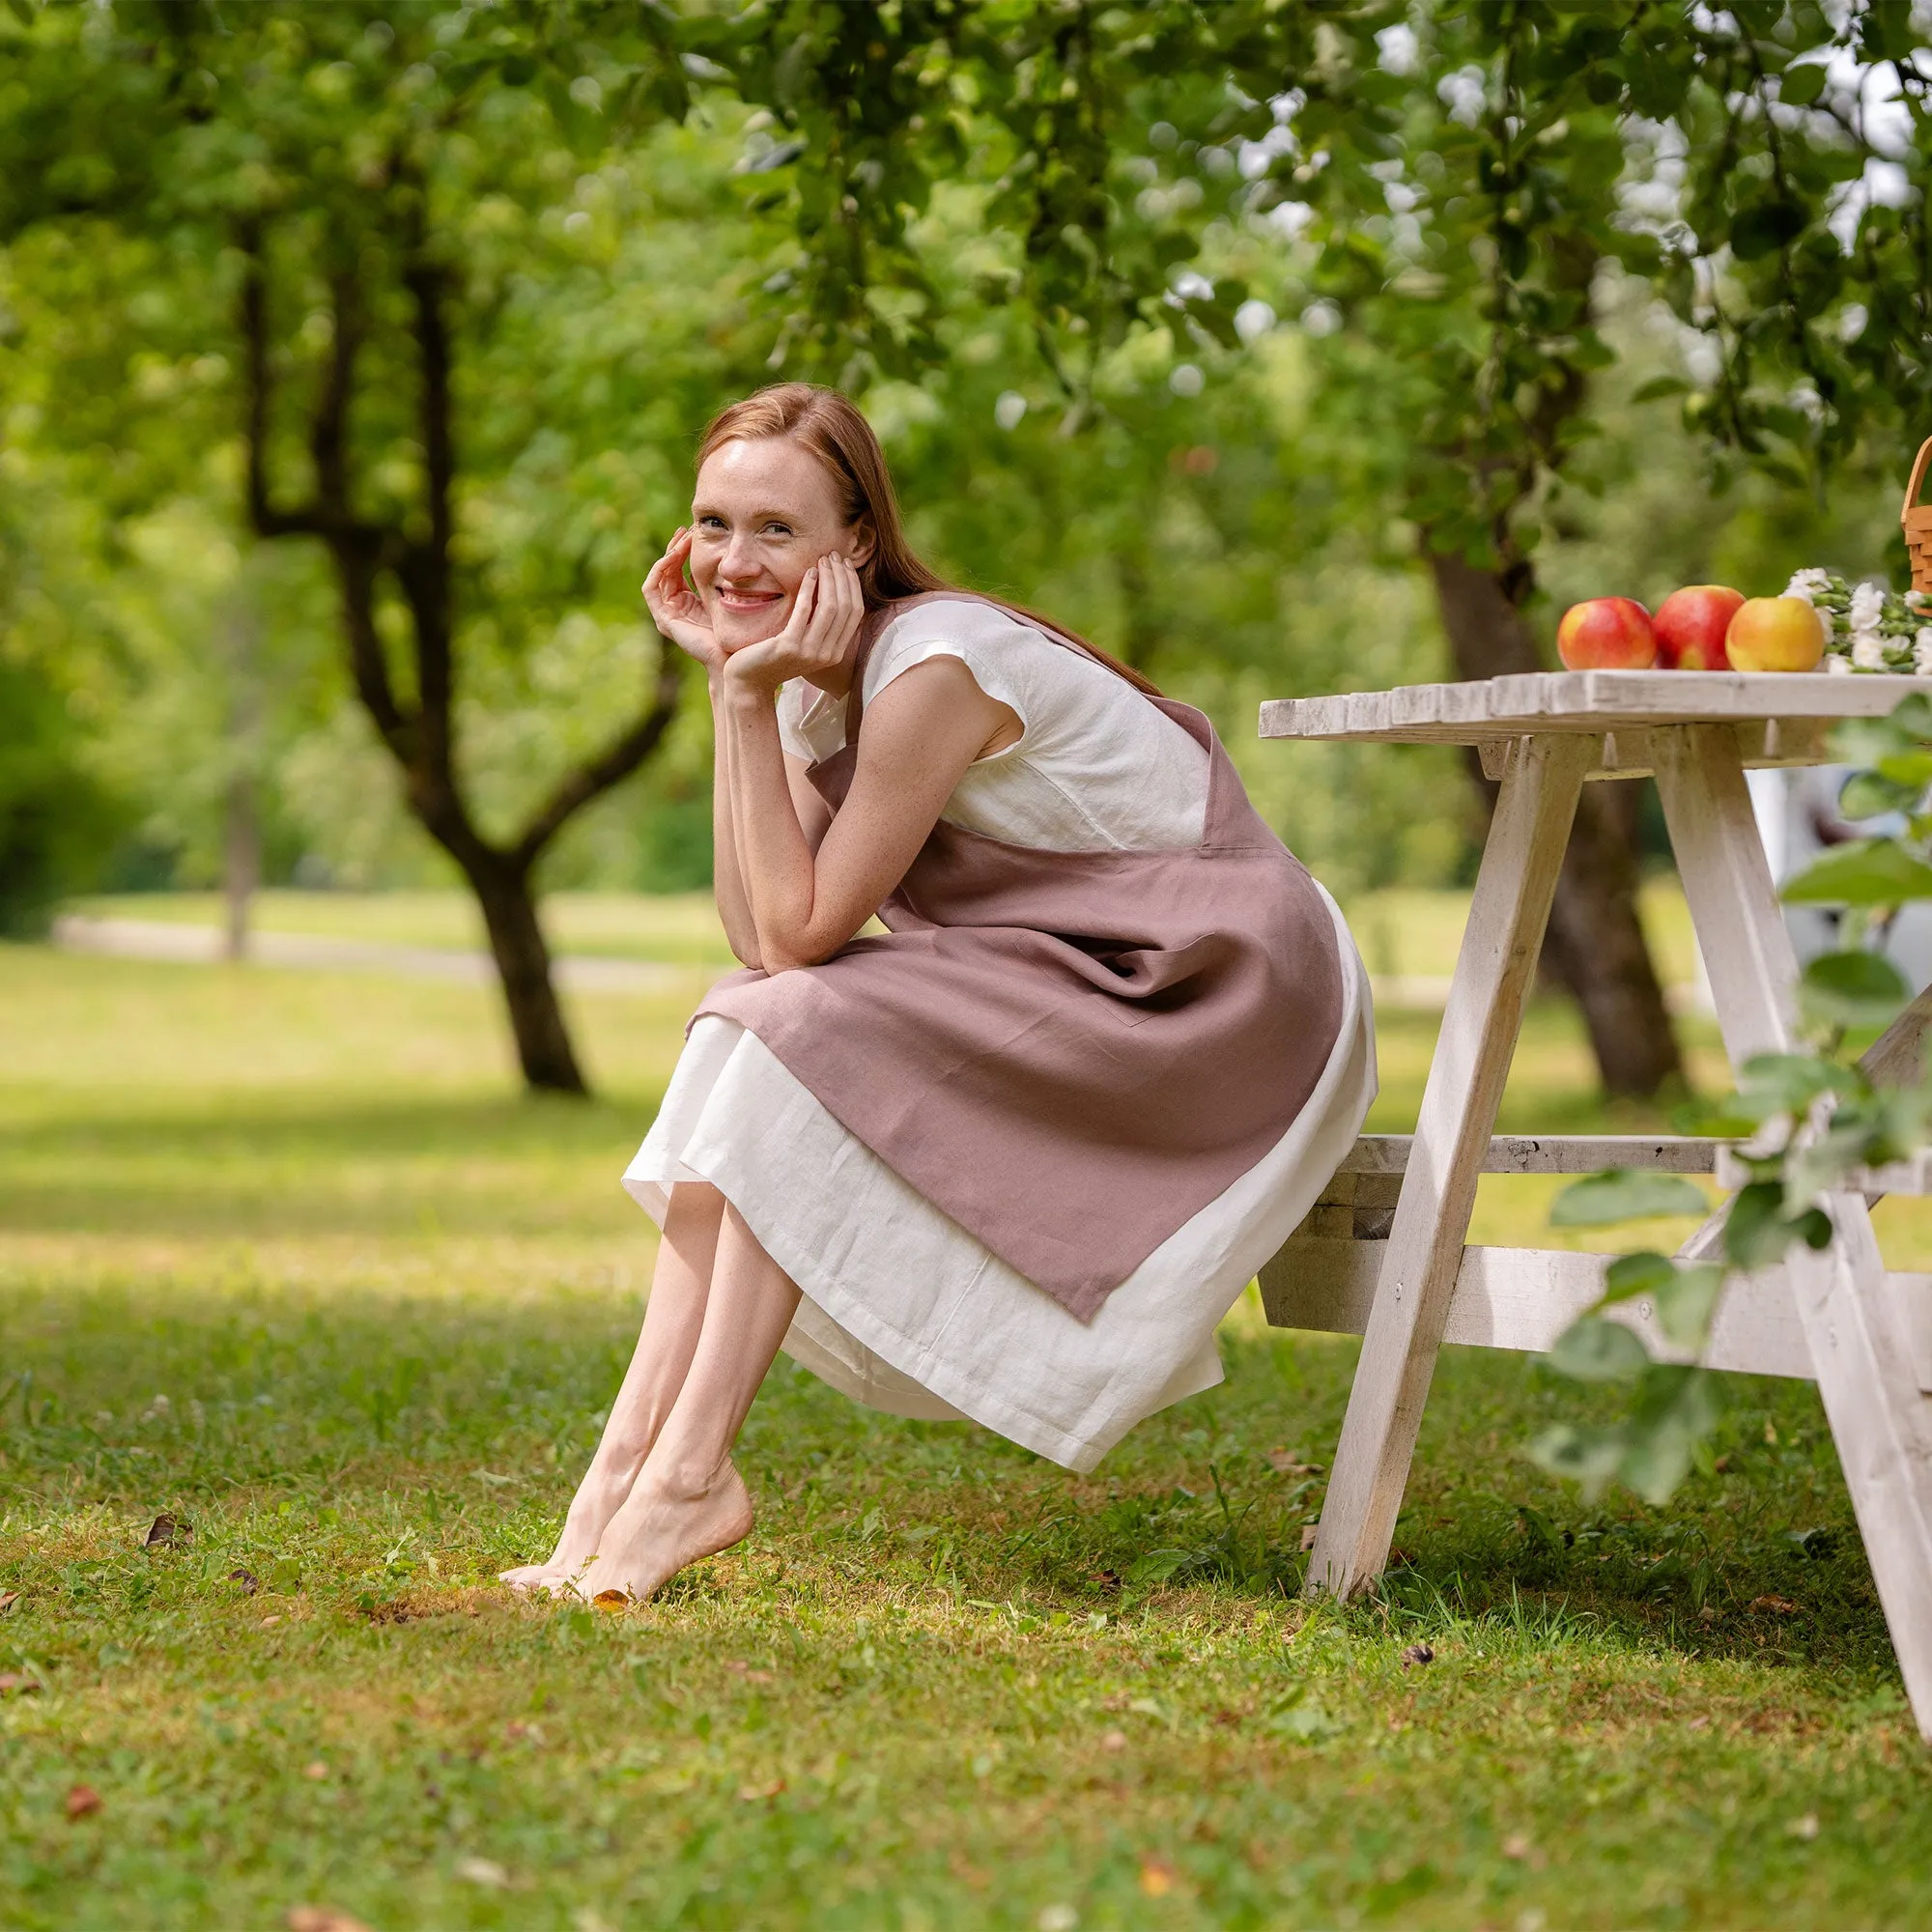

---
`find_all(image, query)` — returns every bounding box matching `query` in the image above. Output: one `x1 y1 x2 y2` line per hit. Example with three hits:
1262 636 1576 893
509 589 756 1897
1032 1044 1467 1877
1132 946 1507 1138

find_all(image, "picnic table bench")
1259 670 1932 1742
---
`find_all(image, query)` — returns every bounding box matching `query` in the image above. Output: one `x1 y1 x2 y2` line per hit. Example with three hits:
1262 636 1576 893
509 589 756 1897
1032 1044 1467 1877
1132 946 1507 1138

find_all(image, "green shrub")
0 659 123 934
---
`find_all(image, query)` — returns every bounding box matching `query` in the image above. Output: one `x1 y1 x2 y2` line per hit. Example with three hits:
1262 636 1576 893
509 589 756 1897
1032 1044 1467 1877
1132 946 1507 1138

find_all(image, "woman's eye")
761 523 793 538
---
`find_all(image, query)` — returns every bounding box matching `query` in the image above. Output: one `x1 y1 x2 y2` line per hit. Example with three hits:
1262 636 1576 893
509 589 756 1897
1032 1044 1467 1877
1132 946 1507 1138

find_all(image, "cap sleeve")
863 599 1037 748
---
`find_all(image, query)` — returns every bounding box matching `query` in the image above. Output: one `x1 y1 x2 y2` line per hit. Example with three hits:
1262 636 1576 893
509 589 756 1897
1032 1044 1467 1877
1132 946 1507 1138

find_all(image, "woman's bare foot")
565 1461 754 1605
498 1463 639 1593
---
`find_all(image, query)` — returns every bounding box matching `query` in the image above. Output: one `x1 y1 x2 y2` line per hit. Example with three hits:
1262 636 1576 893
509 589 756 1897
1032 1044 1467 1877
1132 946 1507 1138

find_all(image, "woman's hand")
723 554 865 697
642 529 724 673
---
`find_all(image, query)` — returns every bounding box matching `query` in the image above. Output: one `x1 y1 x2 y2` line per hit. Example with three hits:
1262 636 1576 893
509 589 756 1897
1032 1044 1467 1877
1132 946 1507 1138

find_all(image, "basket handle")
1905 436 1932 525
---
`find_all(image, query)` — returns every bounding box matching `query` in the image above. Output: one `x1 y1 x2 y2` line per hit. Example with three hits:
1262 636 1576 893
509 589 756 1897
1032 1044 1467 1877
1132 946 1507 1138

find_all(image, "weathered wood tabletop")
1261 668 1932 745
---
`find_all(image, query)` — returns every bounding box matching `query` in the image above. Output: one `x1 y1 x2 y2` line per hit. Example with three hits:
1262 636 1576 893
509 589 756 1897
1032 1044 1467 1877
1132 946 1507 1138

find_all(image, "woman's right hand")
643 529 724 673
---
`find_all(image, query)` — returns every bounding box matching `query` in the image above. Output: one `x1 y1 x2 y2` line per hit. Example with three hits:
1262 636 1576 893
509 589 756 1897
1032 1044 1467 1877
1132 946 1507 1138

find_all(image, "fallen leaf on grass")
228 1568 260 1594
590 1590 633 1613
1267 1448 1323 1476
261 1615 282 1628
1502 1833 1532 1861
455 1856 509 1888
1100 1728 1127 1752
723 1661 777 1685
144 1513 189 1548
0 1589 17 1613
301 1762 329 1782
1299 1525 1319 1553
735 1779 784 1803
1087 1568 1122 1595
0 1672 42 1697
287 1909 373 1932
1786 1812 1821 1840
64 1784 102 1820
1138 1855 1179 1897
1400 1642 1435 1668
1750 1594 1801 1617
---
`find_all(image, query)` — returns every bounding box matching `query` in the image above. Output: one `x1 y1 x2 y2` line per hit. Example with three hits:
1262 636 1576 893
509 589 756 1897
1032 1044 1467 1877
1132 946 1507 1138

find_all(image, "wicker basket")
1906 436 1932 592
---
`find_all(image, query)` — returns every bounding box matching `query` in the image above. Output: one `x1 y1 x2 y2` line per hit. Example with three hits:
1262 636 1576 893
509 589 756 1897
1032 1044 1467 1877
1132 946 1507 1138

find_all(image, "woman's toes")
498 1565 555 1590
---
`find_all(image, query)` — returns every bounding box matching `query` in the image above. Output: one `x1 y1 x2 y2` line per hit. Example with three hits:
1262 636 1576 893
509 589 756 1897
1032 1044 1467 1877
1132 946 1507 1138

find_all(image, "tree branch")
508 659 685 874
397 253 456 775
237 221 327 542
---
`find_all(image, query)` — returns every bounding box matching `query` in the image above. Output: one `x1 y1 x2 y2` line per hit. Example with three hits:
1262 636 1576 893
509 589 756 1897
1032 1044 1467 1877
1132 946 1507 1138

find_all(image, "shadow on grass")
0 1091 666 1239
0 1267 1897 1694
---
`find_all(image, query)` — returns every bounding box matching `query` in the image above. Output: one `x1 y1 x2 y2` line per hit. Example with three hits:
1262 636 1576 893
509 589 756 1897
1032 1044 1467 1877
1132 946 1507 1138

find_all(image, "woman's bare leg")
500 1181 726 1590
565 1203 801 1603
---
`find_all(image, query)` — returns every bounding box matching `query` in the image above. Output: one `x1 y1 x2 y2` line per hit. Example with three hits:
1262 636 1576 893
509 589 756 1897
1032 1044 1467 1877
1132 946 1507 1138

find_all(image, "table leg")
1655 725 1932 1741
1306 731 1595 1600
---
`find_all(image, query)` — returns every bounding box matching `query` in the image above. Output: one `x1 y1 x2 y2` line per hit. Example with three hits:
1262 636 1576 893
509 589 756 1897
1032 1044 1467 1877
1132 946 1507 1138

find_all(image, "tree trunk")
220 577 262 964
1425 545 1684 1098
465 854 589 1095
222 767 259 964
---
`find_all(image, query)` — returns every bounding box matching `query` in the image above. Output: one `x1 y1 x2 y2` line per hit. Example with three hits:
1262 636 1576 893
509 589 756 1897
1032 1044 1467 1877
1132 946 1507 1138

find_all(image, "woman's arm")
706 668 762 969
710 681 837 971
719 653 1009 974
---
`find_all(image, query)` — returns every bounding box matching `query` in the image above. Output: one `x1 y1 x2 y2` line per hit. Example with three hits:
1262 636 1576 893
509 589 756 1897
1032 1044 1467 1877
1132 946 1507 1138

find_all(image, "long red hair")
696 384 1162 697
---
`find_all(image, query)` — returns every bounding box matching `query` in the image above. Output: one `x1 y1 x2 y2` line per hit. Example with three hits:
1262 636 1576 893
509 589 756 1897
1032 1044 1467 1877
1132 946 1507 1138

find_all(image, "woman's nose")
718 530 762 579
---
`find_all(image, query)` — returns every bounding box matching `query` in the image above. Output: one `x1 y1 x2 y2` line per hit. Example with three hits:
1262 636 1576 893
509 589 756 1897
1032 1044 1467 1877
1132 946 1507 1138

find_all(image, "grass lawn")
71 879 1706 991
4 935 1931 1930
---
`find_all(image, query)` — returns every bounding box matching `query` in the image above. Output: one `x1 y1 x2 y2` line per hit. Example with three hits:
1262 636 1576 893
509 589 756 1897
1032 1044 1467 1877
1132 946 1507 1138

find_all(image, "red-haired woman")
502 384 1375 1604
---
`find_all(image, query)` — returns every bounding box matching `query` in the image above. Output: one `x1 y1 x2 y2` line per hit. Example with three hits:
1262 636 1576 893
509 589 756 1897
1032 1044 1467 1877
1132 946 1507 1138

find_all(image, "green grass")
73 890 740 969
4 942 1931 1930
74 880 1702 989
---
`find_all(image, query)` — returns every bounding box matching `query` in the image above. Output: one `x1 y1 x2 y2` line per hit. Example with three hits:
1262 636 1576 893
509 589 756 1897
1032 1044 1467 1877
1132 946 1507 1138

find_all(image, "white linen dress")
623 598 1378 1471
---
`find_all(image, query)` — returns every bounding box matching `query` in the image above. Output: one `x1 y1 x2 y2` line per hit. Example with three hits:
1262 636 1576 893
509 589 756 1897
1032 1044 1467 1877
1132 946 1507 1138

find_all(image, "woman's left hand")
723 554 865 696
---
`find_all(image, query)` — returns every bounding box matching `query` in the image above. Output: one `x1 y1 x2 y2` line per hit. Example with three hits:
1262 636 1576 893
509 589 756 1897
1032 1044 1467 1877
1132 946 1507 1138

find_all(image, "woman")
502 384 1375 1605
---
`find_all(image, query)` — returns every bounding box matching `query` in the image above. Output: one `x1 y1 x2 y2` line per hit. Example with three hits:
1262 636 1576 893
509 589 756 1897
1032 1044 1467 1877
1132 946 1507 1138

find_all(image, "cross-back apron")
695 593 1344 1321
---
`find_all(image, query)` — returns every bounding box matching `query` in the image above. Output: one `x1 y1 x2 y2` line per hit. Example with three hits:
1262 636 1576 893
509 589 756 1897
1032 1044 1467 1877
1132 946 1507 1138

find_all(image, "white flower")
1916 628 1932 674
1850 582 1886 632
1826 653 1854 675
1852 630 1888 670
1785 567 1833 600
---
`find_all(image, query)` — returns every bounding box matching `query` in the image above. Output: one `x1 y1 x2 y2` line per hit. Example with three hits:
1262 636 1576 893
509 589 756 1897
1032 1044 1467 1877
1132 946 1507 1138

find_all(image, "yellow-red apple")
1557 597 1657 669
1724 596 1825 672
1654 584 1746 669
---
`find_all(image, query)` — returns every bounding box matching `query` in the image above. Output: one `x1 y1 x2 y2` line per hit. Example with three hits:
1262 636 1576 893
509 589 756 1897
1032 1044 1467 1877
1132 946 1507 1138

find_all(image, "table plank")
1261 669 1932 747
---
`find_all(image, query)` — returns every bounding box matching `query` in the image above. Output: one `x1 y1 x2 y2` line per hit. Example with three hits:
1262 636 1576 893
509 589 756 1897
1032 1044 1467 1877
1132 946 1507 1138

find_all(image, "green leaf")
1631 376 1690 403
1549 1317 1651 1382
1781 839 1932 907
1601 1250 1677 1304
1653 1264 1725 1350
1799 950 1910 1031
1549 1170 1708 1227
1779 62 1830 107
1125 1548 1191 1586
1528 1422 1628 1497
1723 1182 1832 1270
1731 198 1807 262
1736 1052 1864 1113
1619 1366 1723 1505
1836 771 1920 822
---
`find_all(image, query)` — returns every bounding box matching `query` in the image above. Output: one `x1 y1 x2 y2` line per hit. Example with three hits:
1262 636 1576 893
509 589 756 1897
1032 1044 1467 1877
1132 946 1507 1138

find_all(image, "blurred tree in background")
2 0 1927 1096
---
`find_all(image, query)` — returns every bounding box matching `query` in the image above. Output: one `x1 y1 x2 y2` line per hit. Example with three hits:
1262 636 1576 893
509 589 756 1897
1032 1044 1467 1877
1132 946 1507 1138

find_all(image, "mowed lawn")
4 923 1932 1931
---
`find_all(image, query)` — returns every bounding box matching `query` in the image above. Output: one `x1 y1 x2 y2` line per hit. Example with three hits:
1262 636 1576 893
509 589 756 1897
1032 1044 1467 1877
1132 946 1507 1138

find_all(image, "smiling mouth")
715 587 783 613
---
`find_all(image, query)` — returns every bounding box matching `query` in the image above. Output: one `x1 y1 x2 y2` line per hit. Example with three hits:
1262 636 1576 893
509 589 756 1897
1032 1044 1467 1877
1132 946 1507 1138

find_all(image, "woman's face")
689 437 870 652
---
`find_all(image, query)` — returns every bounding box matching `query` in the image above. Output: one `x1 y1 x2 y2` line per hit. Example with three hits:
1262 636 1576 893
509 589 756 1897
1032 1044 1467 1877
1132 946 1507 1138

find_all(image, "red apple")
1725 596 1826 672
1557 597 1657 670
1654 584 1746 669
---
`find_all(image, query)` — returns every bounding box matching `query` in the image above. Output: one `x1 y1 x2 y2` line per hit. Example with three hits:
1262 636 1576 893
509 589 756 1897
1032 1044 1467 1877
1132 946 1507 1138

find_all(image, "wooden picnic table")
1259 669 1932 1742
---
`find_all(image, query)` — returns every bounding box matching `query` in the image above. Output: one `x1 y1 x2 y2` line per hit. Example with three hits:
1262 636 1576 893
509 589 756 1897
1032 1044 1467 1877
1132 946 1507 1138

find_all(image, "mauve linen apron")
696 594 1344 1322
